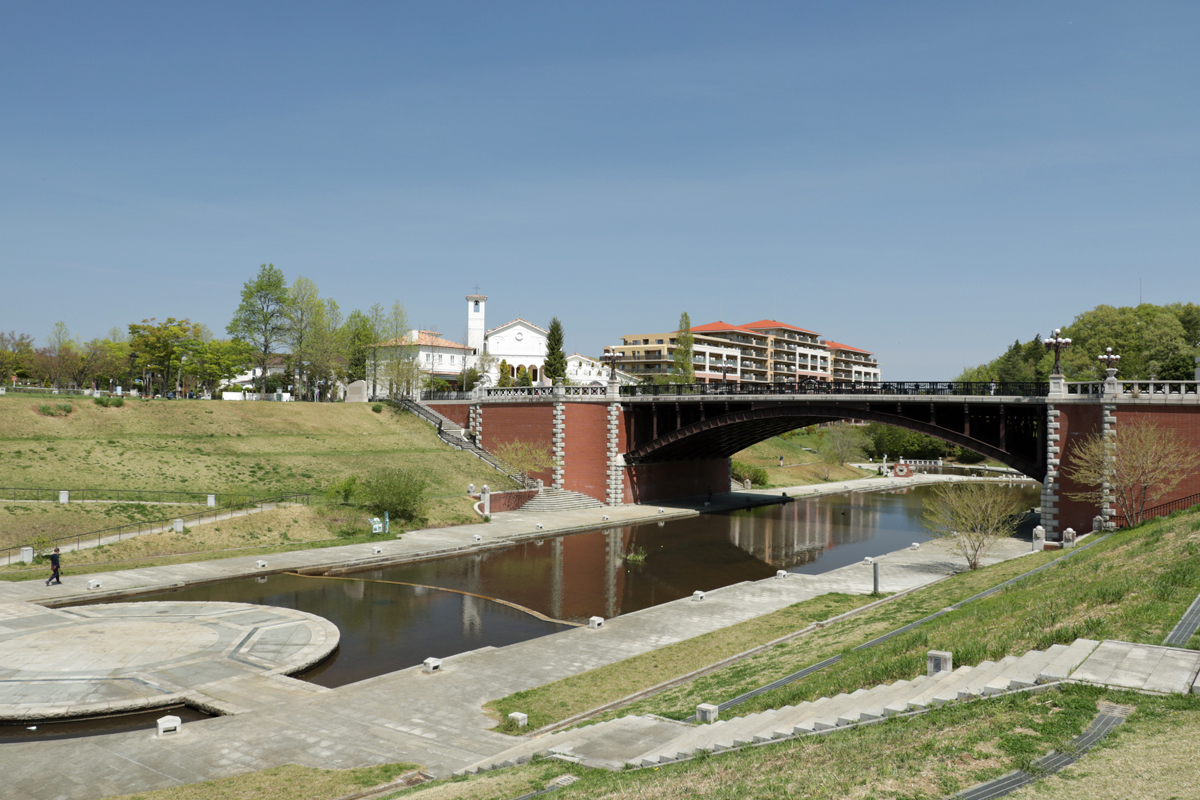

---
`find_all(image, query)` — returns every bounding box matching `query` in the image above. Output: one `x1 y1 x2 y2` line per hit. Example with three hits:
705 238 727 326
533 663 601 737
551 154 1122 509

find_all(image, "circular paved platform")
0 601 339 720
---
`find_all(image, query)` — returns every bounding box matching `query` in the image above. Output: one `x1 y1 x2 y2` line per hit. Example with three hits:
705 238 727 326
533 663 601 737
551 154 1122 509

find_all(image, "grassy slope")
733 433 872 487
0 397 517 546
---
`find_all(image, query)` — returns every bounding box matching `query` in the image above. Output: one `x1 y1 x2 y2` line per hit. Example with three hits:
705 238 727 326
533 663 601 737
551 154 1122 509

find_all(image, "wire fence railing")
0 487 267 506
2 493 311 566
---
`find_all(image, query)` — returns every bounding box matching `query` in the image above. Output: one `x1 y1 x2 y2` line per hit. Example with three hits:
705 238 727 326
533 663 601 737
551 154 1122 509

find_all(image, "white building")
566 353 638 386
370 330 475 396
467 295 552 385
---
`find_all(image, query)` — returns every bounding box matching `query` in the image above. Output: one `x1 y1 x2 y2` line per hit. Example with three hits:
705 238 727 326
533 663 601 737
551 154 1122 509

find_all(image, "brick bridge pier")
426 377 1200 537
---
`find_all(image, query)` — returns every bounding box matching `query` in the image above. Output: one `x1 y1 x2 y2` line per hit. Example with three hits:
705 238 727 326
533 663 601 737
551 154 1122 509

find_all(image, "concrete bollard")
87 579 102 590
468 483 475 494
156 715 182 737
588 616 604 629
255 560 267 569
927 650 953 677
911 542 921 550
207 494 216 508
1063 527 1076 548
697 703 719 724
692 590 706 601
1092 516 1104 535
1032 525 1046 552
508 712 528 728
776 570 788 579
20 546 33 564
473 534 483 542
173 518 184 533
422 657 442 674
873 561 880 595
372 546 383 554
59 490 69 505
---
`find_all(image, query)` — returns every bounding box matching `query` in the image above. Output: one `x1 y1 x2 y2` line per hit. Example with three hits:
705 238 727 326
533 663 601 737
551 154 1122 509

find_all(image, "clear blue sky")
2 2 1197 379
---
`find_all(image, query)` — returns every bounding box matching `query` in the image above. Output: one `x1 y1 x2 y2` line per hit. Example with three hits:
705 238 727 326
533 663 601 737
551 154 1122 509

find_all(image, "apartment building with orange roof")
611 319 879 385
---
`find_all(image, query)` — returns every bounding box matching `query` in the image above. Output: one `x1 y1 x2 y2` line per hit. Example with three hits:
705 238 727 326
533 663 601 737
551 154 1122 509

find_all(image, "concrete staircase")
457 638 1102 775
518 488 605 512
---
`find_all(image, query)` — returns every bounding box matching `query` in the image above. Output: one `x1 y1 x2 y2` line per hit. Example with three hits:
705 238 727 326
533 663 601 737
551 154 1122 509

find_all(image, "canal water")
105 483 1040 688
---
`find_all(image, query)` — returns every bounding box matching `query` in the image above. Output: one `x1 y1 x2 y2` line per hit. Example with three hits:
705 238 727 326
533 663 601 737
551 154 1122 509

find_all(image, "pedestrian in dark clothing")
46 547 61 585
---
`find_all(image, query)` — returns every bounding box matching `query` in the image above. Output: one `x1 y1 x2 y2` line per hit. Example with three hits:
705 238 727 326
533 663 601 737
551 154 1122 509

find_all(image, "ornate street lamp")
1098 347 1121 378
1043 329 1072 375
602 348 624 382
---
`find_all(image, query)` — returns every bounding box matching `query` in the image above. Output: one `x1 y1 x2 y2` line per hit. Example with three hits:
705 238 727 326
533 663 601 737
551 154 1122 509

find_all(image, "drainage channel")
0 705 213 742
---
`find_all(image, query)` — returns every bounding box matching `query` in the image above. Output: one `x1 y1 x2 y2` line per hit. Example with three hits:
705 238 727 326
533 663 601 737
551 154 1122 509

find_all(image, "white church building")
467 294 551 385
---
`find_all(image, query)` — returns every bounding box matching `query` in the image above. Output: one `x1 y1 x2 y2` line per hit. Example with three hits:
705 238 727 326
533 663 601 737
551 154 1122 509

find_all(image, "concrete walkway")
0 475 1026 800
0 529 1035 800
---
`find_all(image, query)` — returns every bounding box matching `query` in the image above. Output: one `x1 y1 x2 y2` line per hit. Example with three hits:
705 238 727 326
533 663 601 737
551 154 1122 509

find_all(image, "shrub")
326 475 358 505
731 460 769 487
956 448 987 464
371 403 383 413
94 396 124 408
359 468 429 524
56 403 72 414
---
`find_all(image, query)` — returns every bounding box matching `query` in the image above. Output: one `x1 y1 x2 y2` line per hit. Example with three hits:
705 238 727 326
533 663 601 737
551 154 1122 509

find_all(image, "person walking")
46 547 61 585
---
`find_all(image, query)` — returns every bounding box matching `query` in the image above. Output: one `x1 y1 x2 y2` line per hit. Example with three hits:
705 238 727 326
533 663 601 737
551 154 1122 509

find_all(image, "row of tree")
1 321 254 397
958 302 1200 382
1 264 424 399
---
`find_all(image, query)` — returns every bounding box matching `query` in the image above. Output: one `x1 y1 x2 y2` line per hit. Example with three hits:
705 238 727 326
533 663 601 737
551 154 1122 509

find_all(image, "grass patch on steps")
395 685 1167 800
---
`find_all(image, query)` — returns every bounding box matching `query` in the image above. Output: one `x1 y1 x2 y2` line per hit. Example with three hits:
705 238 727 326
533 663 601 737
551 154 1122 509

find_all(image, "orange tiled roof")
824 341 872 355
740 319 820 335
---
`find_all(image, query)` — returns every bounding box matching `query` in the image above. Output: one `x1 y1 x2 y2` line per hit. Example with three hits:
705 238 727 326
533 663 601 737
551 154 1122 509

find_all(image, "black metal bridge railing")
620 380 1049 398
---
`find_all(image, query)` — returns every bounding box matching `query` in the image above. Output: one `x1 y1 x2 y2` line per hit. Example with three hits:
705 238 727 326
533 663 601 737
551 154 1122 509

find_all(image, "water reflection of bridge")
727 496 882 569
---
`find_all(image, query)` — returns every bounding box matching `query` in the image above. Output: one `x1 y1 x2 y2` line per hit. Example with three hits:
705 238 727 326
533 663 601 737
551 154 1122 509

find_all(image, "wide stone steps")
518 488 605 512
461 639 1107 776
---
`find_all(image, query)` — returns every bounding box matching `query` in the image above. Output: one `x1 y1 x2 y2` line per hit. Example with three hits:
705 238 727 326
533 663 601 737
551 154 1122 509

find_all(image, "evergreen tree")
671 311 695 384
516 365 532 386
497 359 513 387
544 317 567 382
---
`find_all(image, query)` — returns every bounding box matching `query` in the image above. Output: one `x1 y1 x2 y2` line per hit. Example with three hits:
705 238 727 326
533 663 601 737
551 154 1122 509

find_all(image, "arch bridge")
424 378 1200 538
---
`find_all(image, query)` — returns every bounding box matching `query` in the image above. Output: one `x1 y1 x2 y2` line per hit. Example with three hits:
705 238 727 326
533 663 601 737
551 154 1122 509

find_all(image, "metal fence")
620 380 1050 398
2 493 312 567
0 487 264 506
1109 492 1200 529
419 391 473 401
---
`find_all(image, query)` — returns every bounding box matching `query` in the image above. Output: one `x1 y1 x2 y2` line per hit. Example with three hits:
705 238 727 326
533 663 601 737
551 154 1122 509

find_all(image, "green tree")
227 264 290 396
0 332 35 384
189 339 253 395
341 310 373 383
286 276 322 399
516 365 532 386
380 301 415 398
544 317 567 382
497 360 513 387
671 312 695 384
359 468 429 524
128 318 202 396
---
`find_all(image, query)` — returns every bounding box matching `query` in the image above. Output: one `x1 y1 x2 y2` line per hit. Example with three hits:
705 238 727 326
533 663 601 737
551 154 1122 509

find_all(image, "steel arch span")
623 400 1046 481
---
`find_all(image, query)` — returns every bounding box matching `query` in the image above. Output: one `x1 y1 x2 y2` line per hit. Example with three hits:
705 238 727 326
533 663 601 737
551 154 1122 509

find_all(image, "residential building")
611 318 880 385
371 329 475 396
825 341 881 383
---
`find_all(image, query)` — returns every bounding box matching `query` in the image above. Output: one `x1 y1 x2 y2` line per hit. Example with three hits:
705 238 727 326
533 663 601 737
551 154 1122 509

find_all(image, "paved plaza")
0 602 336 721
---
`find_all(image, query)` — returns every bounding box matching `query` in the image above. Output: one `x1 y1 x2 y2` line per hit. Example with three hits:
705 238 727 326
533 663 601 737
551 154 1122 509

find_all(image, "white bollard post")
207 494 216 508
59 490 69 505
173 519 184 533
